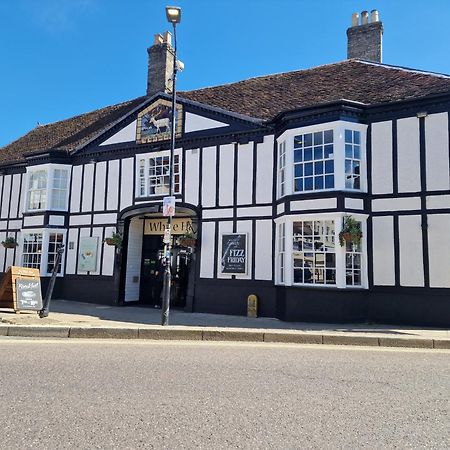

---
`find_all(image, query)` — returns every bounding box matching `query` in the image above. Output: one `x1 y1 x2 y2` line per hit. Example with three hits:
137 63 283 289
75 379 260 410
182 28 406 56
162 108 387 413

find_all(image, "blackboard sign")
15 278 43 311
221 233 247 275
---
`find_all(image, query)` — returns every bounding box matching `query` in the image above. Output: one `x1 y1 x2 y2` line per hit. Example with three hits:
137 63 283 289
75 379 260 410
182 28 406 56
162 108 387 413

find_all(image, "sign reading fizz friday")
221 233 247 275
77 237 99 272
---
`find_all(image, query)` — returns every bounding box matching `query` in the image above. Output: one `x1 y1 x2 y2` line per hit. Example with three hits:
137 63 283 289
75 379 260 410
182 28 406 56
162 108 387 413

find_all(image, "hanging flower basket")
104 232 122 248
1 237 18 249
339 216 363 247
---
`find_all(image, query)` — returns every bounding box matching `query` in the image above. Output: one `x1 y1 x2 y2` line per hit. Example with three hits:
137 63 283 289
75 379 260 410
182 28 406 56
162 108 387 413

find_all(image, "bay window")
275 214 367 289
26 165 70 211
21 230 66 276
137 151 181 197
276 121 367 197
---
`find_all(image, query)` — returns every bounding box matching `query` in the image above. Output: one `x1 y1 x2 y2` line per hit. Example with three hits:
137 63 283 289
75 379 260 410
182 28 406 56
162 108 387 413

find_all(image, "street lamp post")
161 6 181 326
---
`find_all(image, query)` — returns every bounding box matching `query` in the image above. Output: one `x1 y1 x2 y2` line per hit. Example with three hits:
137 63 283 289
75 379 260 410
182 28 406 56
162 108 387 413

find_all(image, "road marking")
0 336 449 354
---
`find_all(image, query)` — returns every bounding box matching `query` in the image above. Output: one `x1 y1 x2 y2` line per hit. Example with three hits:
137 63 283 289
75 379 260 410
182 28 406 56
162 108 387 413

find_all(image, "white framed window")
21 229 66 276
275 213 367 289
293 130 334 192
276 121 367 198
26 165 71 212
278 141 286 197
137 151 181 197
344 130 361 190
345 227 363 287
277 222 286 283
22 232 43 269
27 170 48 210
293 219 336 285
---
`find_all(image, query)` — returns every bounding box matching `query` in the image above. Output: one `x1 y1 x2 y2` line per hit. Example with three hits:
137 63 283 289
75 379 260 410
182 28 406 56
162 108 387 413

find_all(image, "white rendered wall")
9 174 21 218
236 220 252 280
65 228 79 275
399 215 424 287
185 149 200 205
184 113 228 133
93 161 107 211
70 166 83 213
200 221 215 278
372 216 395 286
217 221 233 279
107 160 120 211
1 175 11 219
425 113 450 191
201 146 216 208
372 121 393 195
219 144 234 206
102 226 116 276
237 143 253 205
120 158 134 211
255 136 273 203
124 217 143 302
255 219 273 280
18 174 26 218
397 117 421 193
81 164 95 212
100 120 137 146
428 214 450 288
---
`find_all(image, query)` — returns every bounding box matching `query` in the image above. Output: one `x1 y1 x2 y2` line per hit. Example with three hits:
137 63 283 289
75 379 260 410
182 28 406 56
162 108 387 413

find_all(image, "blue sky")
1 0 450 148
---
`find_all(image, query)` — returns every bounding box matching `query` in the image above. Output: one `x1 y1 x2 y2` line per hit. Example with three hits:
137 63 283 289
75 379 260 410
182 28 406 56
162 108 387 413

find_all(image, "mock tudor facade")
1 11 450 326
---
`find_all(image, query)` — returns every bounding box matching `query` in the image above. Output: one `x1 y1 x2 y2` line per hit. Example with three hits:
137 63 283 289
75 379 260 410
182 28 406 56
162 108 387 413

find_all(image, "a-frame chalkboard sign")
0 266 42 313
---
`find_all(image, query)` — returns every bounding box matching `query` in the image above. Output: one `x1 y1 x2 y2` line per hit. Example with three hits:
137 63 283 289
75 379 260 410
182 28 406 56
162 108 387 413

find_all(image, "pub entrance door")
139 234 191 308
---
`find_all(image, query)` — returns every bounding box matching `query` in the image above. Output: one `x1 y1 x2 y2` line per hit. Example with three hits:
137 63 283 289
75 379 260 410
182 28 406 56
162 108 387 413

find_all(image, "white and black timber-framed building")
1 11 450 327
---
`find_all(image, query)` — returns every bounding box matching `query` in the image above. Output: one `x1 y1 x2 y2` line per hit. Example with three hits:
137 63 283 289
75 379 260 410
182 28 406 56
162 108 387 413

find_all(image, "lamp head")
166 6 181 24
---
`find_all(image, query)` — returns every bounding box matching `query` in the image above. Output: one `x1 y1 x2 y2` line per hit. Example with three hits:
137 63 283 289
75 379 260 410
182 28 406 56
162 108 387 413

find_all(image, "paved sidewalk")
0 300 449 349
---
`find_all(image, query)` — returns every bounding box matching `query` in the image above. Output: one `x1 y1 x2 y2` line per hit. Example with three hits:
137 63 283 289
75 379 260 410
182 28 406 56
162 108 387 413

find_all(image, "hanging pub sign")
221 233 247 275
136 99 183 143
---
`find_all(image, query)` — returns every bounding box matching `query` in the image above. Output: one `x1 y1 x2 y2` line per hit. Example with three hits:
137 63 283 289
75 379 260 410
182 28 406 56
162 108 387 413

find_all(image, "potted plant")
104 232 122 247
177 231 197 248
339 216 362 247
1 236 18 249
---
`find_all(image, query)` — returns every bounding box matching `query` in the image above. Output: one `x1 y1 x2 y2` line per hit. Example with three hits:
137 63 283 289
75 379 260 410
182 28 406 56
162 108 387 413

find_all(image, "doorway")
139 234 191 308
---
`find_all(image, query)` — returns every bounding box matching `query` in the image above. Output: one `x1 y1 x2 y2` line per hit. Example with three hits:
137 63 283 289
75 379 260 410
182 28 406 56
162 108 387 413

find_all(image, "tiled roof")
2 60 450 165
0 97 146 164
179 60 450 120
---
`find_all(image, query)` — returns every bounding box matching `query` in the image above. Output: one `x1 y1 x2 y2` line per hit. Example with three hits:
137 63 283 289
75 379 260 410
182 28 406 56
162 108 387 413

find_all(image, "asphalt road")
0 339 448 450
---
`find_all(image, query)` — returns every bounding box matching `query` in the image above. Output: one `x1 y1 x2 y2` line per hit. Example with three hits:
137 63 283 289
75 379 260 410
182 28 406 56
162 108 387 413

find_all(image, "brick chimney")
147 31 175 96
347 10 383 62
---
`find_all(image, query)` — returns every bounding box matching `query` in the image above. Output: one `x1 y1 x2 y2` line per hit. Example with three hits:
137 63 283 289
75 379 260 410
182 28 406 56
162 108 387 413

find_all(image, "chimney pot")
347 10 383 62
351 13 359 27
371 10 379 22
153 33 164 45
361 10 369 25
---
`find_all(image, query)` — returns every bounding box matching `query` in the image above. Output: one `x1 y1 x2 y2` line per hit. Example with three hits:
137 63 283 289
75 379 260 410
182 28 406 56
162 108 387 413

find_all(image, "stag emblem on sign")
137 99 183 143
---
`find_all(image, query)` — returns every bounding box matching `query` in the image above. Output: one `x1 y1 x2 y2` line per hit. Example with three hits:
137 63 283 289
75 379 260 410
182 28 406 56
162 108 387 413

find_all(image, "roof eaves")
69 95 153 154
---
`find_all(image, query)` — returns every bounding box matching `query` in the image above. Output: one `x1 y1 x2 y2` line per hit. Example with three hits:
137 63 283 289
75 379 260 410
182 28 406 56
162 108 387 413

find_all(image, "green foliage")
339 216 362 247
104 232 122 247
